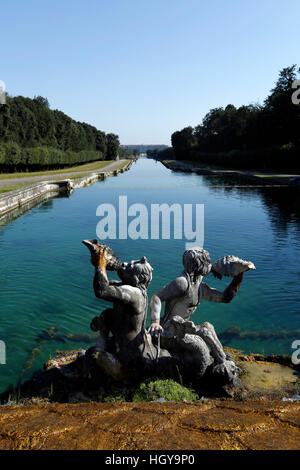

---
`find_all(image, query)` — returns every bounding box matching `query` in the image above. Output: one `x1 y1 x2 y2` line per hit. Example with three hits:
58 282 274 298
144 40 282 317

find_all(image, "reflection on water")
200 173 300 240
259 187 300 236
0 158 299 393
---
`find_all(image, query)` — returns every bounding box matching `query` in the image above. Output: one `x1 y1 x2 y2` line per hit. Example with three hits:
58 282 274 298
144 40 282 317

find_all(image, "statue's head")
182 247 211 279
118 257 153 289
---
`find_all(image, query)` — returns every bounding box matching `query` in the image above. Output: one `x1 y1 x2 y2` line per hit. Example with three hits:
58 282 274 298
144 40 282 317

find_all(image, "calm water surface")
1 157 300 392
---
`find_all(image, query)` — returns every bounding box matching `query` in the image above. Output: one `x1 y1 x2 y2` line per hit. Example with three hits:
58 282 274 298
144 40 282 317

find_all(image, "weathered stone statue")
82 239 255 392
149 248 255 385
82 239 171 381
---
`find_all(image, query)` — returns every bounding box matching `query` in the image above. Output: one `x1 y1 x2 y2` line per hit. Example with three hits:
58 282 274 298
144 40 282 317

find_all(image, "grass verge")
0 160 118 181
0 183 34 194
0 160 130 194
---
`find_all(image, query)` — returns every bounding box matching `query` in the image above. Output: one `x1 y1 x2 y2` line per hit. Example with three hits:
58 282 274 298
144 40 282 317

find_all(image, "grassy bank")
0 160 118 180
162 159 300 186
0 183 34 194
0 159 130 194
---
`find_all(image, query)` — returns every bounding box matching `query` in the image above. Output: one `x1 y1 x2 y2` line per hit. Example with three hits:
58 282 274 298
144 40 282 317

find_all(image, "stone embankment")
0 159 134 217
162 159 300 186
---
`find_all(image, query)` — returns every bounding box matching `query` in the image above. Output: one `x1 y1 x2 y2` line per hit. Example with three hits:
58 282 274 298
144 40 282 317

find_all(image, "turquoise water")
1 157 300 392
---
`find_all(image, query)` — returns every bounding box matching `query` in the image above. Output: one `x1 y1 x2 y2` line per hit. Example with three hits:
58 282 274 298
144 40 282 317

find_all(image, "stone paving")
0 400 299 450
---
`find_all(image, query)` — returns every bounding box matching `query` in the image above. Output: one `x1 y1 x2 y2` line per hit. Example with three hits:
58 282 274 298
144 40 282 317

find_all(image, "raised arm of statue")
82 239 140 306
93 266 139 305
201 272 244 303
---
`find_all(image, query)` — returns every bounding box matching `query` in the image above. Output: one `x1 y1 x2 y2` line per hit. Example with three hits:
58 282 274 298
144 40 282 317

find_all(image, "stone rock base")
0 400 299 450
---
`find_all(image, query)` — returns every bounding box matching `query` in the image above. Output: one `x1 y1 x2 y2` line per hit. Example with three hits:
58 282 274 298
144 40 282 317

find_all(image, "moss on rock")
132 379 199 402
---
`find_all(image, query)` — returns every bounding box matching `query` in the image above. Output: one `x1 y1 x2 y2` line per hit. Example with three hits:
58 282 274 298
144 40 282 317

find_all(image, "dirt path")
0 160 125 188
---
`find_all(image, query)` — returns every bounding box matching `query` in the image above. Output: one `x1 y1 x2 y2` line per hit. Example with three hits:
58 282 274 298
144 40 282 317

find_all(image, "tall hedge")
0 95 120 171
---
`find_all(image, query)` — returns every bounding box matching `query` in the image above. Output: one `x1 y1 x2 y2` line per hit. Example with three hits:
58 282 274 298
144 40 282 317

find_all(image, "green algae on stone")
132 379 199 402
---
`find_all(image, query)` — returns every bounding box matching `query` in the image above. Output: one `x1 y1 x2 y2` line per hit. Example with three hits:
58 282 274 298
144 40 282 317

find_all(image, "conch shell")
82 239 122 271
211 255 256 279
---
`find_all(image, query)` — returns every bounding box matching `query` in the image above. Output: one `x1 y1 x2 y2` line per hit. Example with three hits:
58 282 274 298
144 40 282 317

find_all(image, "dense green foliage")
0 95 120 171
171 66 300 170
118 147 139 159
146 147 174 159
132 379 199 402
122 144 168 154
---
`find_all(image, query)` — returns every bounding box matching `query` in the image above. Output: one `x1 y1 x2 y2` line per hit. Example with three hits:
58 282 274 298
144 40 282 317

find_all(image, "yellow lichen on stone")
0 401 299 450
240 360 300 395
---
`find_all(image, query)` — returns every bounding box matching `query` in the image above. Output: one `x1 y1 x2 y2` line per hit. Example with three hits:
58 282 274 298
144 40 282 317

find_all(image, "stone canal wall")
0 160 133 217
161 159 297 186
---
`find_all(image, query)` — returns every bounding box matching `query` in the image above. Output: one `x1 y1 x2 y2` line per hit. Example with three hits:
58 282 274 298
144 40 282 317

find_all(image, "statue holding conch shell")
82 239 255 391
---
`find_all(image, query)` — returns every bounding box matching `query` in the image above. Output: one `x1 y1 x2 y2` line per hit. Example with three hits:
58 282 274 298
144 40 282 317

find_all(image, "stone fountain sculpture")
82 239 173 382
82 239 255 392
149 248 255 386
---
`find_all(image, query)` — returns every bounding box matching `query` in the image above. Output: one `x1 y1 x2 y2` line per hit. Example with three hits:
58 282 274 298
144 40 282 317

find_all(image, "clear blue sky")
1 0 299 145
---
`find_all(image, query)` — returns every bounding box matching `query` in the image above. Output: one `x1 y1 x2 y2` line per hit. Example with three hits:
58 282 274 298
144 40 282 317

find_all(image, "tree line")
0 95 121 171
169 66 300 170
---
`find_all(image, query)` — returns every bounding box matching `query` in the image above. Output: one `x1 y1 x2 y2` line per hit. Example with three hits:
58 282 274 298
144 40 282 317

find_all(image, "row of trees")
0 95 121 171
146 147 174 159
118 147 139 159
171 66 300 170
